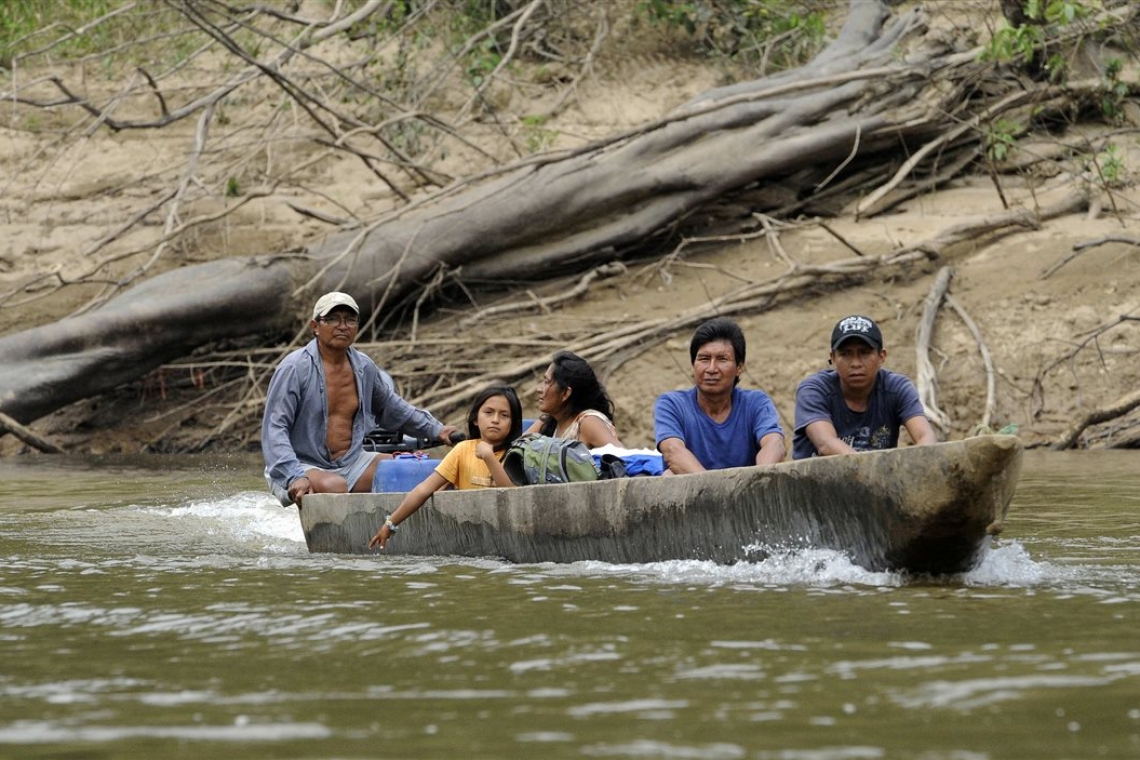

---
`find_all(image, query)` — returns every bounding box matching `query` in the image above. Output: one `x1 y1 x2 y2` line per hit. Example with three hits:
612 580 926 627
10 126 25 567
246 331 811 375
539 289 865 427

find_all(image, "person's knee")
308 470 348 493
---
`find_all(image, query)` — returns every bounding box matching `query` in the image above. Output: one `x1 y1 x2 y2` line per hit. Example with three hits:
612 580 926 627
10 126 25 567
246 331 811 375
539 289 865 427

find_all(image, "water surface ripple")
0 450 1137 759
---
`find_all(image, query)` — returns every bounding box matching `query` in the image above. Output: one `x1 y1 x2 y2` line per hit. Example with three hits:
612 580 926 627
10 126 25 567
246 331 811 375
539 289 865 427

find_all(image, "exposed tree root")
916 267 954 434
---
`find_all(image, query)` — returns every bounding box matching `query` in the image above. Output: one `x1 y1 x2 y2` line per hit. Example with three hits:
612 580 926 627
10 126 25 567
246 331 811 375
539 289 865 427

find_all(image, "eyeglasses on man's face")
317 315 359 327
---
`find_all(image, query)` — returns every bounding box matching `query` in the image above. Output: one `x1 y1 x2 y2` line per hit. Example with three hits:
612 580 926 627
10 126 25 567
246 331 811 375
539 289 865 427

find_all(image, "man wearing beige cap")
262 291 459 506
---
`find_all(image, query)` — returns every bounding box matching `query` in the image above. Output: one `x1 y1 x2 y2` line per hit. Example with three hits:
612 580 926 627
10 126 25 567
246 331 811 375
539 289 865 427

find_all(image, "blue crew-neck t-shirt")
654 386 784 470
792 368 926 460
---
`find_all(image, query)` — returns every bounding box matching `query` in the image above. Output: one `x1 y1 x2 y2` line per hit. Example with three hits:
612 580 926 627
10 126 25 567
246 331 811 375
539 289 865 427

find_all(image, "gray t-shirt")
792 369 926 459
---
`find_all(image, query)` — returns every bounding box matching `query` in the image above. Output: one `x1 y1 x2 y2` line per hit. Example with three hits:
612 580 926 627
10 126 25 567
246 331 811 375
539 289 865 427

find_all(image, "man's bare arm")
904 415 938 446
804 419 858 457
658 437 706 475
755 433 786 465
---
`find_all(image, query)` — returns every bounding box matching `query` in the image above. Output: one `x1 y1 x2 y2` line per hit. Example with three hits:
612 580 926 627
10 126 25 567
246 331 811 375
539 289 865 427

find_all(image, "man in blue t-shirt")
792 314 937 460
654 317 785 473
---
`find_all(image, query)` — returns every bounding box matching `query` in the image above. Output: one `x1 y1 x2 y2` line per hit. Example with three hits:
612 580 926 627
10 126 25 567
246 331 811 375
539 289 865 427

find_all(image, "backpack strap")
537 436 553 483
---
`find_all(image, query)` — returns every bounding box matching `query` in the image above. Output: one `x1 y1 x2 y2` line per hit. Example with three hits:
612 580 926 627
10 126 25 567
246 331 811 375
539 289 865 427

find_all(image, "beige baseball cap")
312 292 359 320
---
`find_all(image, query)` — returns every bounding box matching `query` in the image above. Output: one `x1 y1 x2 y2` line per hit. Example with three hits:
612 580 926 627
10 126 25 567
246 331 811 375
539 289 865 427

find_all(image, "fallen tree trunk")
308 3 938 305
0 0 1128 436
0 258 296 425
1051 388 1140 450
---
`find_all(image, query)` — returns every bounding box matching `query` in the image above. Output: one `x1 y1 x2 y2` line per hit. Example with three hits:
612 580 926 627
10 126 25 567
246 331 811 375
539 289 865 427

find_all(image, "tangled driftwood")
0 0 1136 451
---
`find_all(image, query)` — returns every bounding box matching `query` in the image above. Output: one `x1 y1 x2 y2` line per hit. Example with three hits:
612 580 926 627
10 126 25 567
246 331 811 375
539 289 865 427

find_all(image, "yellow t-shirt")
433 439 504 490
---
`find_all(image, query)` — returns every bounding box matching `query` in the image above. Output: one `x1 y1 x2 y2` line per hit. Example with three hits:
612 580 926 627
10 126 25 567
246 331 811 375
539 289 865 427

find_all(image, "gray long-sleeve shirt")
261 340 444 496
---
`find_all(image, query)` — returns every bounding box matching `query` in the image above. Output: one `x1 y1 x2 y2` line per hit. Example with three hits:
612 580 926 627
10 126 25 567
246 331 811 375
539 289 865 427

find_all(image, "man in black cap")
792 314 936 459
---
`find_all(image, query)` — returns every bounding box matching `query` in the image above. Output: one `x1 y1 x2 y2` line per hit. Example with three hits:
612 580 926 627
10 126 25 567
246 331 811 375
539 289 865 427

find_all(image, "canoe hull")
299 435 1022 574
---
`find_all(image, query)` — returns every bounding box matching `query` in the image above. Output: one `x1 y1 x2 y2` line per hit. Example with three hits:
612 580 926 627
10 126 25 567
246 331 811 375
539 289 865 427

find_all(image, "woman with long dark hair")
525 351 623 448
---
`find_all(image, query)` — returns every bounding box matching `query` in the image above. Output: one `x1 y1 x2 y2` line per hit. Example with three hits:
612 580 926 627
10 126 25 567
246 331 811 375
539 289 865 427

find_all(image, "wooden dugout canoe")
299 435 1022 574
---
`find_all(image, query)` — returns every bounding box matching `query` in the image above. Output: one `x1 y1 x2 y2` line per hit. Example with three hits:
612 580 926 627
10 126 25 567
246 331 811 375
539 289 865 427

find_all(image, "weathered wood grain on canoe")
299 435 1022 574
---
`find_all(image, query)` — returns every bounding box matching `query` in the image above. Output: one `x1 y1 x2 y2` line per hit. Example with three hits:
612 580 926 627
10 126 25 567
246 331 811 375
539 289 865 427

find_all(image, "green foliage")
465 36 502 86
1090 143 1125 186
1 0 202 72
345 0 412 39
1099 57 1129 124
638 0 704 33
448 0 517 39
443 1 514 85
985 118 1020 162
982 2 1134 125
1024 0 1095 25
980 20 1045 64
980 0 1100 81
635 0 828 70
1 0 113 66
520 114 556 152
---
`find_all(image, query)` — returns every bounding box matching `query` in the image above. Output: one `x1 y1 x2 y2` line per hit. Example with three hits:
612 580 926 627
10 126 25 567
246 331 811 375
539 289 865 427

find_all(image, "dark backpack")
503 434 600 486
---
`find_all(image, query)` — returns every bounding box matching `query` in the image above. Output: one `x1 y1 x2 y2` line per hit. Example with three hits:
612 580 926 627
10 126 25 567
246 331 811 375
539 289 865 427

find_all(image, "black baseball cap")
830 315 883 351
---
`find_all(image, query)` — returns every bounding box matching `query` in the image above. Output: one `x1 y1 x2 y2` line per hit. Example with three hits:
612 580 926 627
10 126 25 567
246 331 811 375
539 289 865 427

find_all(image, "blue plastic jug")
373 455 439 493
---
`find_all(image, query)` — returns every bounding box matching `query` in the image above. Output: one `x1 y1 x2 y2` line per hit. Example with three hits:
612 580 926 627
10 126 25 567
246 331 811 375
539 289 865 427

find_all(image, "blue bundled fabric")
590 445 665 477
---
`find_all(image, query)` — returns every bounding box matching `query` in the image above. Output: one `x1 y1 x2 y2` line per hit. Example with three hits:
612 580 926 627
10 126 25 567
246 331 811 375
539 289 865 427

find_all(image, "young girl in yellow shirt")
368 385 522 549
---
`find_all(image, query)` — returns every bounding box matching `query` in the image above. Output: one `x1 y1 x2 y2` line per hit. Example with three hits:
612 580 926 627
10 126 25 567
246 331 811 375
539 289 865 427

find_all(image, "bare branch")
945 293 996 430
459 262 627 327
0 410 64 453
1051 388 1140 450
915 266 954 433
455 0 548 124
1042 234 1140 279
